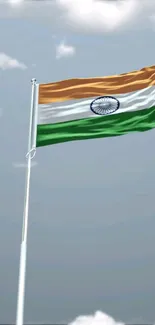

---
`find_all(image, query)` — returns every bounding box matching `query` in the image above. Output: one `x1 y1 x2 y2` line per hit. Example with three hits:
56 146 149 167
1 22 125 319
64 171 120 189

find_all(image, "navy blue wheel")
90 96 120 115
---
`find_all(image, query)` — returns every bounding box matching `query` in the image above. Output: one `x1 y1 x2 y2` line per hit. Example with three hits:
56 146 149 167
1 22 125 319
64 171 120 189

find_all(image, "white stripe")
38 86 155 124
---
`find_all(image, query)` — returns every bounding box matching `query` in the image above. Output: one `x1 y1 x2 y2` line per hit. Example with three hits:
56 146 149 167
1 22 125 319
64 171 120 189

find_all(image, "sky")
1 0 155 324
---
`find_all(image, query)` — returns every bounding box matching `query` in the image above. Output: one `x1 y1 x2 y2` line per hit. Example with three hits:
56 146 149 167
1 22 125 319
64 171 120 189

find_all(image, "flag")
36 65 155 147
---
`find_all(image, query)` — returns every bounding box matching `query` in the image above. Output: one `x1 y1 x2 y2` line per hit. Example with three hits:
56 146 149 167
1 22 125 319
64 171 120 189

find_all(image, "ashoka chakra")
90 96 120 115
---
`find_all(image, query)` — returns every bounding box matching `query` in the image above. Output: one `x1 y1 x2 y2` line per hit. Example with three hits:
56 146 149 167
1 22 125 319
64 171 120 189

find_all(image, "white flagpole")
16 78 37 325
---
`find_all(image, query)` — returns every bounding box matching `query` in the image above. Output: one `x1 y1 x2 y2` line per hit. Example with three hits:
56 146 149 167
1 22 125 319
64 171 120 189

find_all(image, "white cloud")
69 311 124 325
56 40 75 59
56 0 155 32
2 0 155 32
0 53 27 70
13 161 38 168
0 0 55 19
8 0 23 5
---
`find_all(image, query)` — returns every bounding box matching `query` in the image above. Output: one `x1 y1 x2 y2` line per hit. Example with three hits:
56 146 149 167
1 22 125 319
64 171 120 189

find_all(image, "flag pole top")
31 78 36 83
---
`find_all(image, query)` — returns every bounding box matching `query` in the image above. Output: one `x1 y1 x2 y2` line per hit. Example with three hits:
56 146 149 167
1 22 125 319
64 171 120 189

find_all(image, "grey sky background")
1 0 155 323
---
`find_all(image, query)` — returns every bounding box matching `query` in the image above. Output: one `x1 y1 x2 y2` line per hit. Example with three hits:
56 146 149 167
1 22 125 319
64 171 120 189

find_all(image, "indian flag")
36 65 155 147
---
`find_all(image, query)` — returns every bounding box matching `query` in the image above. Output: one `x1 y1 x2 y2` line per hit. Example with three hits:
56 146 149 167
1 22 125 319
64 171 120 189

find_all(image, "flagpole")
16 78 37 325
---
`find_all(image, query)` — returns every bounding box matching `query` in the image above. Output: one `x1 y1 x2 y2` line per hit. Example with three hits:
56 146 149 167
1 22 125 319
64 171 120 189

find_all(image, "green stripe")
36 105 155 147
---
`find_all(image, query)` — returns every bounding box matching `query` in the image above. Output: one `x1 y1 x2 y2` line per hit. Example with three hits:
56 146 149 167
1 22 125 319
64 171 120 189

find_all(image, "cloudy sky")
1 0 155 324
